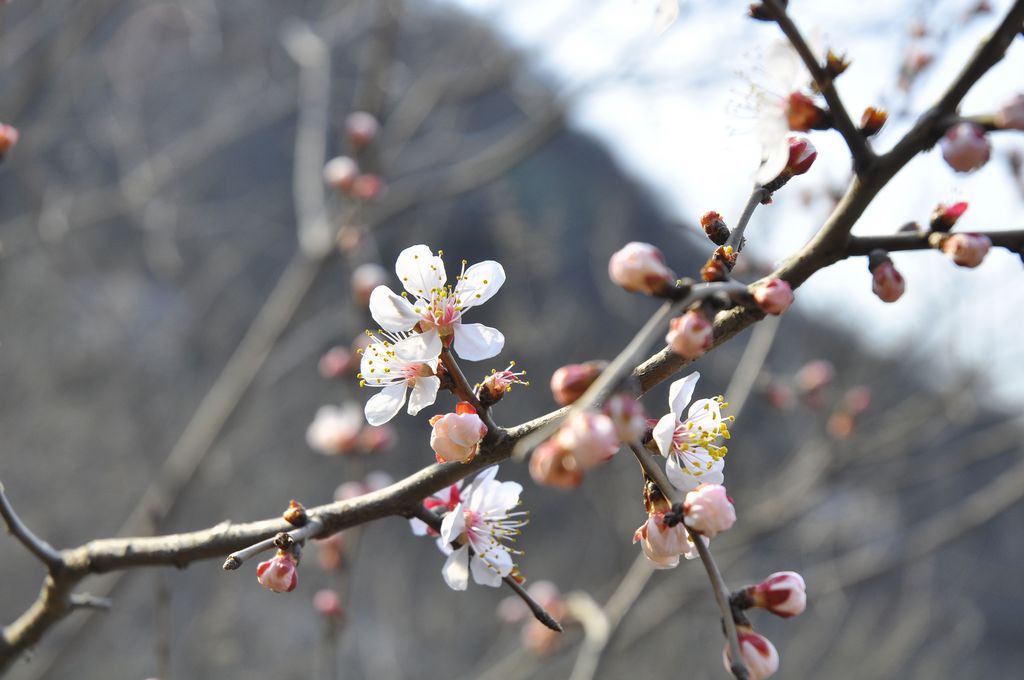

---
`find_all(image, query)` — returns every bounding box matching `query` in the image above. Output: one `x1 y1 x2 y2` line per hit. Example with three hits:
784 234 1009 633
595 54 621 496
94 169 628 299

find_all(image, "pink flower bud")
942 233 991 268
683 484 736 538
323 156 358 192
795 359 834 394
995 94 1024 130
429 403 487 463
871 261 905 303
602 393 648 442
528 439 583 489
785 135 817 176
256 550 298 593
345 111 380 149
351 174 386 201
930 201 968 232
633 513 701 569
751 278 794 315
940 123 990 173
306 404 363 455
549 361 606 406
318 346 355 378
337 224 368 253
666 310 712 359
358 423 396 453
555 411 620 469
313 589 344 622
351 263 389 306
0 123 18 159
723 630 779 680
608 242 676 296
753 571 807 618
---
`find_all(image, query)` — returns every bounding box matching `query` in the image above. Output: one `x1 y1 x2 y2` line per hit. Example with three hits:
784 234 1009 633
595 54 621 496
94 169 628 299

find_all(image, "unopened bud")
941 233 992 268
723 629 780 680
549 361 606 406
929 201 968 232
603 393 648 442
256 550 298 593
351 174 386 201
860 107 888 136
701 245 736 282
786 93 829 132
318 346 355 378
751 278 793 315
0 123 18 160
429 403 487 464
824 50 850 79
666 310 713 360
358 423 396 453
995 94 1024 131
555 411 620 470
323 156 358 192
683 484 736 538
313 589 344 622
345 111 379 150
351 263 389 306
785 135 817 175
940 123 990 173
700 211 730 246
737 571 807 618
608 242 677 296
868 250 905 303
337 224 368 253
283 500 308 526
529 439 583 489
306 404 363 455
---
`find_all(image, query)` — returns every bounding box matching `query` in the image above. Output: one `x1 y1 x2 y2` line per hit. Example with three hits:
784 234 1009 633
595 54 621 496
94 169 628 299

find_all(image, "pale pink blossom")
323 156 358 192
603 393 648 442
555 411 620 469
995 94 1024 130
871 261 905 303
942 233 991 268
313 589 344 622
752 571 806 618
358 329 441 425
439 467 527 590
305 403 363 455
652 373 731 491
607 242 676 295
666 310 713 359
940 122 990 173
256 550 298 593
0 123 18 159
368 245 505 361
633 512 704 569
528 439 584 489
318 346 354 378
429 403 487 464
724 630 780 680
351 174 385 201
549 361 605 406
358 423 396 453
683 483 736 537
345 111 379 149
751 278 794 315
351 263 389 305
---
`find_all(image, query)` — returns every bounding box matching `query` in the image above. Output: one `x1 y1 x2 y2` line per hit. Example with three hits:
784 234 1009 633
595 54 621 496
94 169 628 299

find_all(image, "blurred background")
1 0 1023 678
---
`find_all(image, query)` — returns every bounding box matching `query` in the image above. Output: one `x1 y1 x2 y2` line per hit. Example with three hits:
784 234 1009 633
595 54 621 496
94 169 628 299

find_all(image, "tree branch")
846 229 1024 257
0 483 63 572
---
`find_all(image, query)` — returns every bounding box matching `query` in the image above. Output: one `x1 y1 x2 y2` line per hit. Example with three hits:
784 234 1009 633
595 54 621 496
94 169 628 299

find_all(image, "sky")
439 0 1024 405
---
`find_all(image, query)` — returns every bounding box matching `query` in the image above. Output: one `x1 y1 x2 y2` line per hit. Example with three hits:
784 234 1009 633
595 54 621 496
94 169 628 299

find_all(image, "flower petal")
394 330 442 363
440 502 466 544
668 372 700 417
471 547 510 587
368 286 420 332
666 454 700 492
364 383 407 426
408 376 441 416
409 517 429 537
456 261 505 310
652 413 678 458
396 245 446 299
453 323 504 361
442 546 470 590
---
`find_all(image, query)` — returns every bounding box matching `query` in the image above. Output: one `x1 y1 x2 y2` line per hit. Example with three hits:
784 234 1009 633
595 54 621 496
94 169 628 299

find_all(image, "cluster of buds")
666 309 713 360
940 123 990 173
0 122 18 161
701 245 737 282
868 249 906 303
634 482 735 569
750 278 794 316
930 232 992 268
306 403 396 455
608 242 677 296
429 402 487 463
476 362 528 407
724 572 807 678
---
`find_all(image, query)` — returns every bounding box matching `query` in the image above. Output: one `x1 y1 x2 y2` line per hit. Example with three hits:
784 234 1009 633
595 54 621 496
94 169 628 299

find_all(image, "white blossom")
357 329 442 425
652 372 732 491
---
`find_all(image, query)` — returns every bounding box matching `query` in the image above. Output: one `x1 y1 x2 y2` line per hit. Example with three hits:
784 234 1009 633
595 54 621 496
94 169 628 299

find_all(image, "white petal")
471 548 509 587
396 245 447 298
488 481 523 513
394 330 441 363
666 454 700 492
465 466 499 500
368 286 420 332
442 546 470 590
453 323 504 361
652 413 678 458
409 518 429 537
456 261 505 310
440 502 466 544
408 376 441 416
687 398 722 427
668 372 700 417
364 384 407 426
755 135 791 185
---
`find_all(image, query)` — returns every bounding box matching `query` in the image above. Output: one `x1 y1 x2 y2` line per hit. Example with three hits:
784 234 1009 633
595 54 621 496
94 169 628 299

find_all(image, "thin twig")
67 593 112 611
222 517 325 570
0 482 63 572
726 186 770 253
846 229 1024 257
